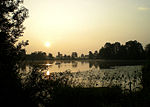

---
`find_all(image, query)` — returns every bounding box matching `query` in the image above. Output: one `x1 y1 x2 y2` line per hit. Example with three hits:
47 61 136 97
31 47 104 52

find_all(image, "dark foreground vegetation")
1 0 150 107
18 63 150 107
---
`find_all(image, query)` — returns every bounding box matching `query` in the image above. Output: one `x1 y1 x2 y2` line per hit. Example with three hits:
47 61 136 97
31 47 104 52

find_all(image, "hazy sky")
22 0 150 56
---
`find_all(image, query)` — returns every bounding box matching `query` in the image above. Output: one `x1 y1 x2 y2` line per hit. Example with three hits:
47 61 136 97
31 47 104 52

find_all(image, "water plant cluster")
18 64 145 106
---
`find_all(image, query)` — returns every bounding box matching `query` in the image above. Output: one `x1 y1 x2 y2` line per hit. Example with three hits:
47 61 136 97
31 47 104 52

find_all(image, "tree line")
26 40 150 60
25 51 79 60
1 0 150 106
26 51 50 60
89 40 150 60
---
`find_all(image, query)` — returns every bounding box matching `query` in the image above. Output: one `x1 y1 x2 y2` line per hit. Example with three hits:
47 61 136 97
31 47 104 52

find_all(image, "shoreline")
24 59 149 62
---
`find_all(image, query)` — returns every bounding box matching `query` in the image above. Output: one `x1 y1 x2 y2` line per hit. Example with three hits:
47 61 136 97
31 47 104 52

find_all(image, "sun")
45 42 51 47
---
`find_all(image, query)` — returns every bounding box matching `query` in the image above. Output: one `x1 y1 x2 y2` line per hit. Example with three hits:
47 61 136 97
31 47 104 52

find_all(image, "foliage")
20 64 124 107
20 63 150 107
21 65 72 106
48 53 54 59
89 51 94 59
142 62 150 91
145 44 150 59
0 0 29 106
26 51 48 60
89 40 146 60
0 0 29 67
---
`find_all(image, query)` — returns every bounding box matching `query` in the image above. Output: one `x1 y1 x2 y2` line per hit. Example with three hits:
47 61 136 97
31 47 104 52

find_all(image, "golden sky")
22 0 150 56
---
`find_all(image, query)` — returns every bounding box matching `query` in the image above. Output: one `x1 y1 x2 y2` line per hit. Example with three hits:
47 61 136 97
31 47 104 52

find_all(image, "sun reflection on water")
46 71 50 76
46 63 51 66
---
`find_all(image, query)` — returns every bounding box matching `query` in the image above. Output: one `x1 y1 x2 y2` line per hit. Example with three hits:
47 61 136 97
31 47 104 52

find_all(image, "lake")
20 60 145 91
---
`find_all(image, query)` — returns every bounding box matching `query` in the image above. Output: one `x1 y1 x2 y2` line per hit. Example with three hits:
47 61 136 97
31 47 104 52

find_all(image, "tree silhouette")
145 44 150 59
48 53 54 59
0 0 29 106
98 40 145 59
27 51 47 60
89 51 94 59
125 40 144 59
99 42 114 59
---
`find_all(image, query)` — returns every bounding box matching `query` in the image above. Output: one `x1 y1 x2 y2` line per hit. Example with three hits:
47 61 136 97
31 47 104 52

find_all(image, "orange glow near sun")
45 42 51 47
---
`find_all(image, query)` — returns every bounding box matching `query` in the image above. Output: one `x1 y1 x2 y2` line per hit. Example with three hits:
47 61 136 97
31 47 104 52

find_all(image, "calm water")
20 60 144 91
22 60 144 72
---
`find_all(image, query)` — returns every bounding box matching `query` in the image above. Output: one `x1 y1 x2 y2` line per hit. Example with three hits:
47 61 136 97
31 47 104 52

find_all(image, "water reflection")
46 71 50 76
20 60 144 91
45 64 52 66
21 60 145 72
72 61 78 68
